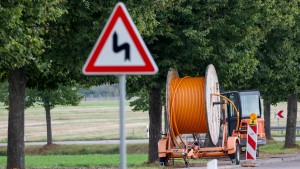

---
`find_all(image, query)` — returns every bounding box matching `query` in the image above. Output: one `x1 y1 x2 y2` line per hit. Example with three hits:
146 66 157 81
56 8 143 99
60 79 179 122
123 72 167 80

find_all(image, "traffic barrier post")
242 113 258 167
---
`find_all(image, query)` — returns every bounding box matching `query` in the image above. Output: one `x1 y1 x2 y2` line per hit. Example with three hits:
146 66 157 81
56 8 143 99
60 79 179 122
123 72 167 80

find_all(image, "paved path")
185 153 300 169
0 137 298 146
273 136 300 141
0 139 149 146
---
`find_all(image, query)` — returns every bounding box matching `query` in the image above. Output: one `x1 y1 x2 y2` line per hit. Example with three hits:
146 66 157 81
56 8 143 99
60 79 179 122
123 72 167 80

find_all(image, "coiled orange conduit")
169 76 208 148
169 76 240 148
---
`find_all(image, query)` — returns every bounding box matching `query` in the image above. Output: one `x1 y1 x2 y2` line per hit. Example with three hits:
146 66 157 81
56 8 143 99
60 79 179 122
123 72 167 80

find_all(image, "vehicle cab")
221 90 266 149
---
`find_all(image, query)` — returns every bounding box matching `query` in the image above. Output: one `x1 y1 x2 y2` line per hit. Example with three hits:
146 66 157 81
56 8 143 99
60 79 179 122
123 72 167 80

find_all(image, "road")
0 137 298 146
237 160 300 169
273 136 300 141
197 159 300 169
186 153 300 169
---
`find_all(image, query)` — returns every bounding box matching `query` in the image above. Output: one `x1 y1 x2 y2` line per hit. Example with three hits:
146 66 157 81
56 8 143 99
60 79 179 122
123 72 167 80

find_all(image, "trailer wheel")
159 157 168 166
184 161 189 168
229 143 240 165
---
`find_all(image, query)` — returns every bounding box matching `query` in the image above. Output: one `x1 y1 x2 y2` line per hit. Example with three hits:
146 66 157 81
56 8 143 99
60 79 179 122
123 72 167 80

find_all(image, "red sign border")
83 3 158 75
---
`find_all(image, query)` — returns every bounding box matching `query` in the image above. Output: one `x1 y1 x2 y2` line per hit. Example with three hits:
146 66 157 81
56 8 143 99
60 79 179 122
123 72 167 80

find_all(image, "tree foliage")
0 1 66 168
253 0 300 104
126 0 300 160
128 0 268 108
0 0 65 70
1 0 299 166
26 86 83 110
27 85 83 145
249 0 299 143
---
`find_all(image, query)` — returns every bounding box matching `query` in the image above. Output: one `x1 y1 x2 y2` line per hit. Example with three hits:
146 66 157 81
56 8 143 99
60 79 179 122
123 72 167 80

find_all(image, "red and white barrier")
246 124 257 160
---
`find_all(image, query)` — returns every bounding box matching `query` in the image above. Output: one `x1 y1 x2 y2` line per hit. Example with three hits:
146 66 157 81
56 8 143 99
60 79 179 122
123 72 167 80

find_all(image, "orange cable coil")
169 76 209 138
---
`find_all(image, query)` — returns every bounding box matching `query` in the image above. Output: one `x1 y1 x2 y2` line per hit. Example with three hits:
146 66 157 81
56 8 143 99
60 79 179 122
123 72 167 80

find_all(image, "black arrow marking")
113 32 130 61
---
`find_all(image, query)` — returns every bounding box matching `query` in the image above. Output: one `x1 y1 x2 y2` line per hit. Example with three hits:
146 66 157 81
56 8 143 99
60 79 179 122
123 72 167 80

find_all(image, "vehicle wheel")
159 157 168 166
184 161 189 168
229 143 240 165
256 147 259 157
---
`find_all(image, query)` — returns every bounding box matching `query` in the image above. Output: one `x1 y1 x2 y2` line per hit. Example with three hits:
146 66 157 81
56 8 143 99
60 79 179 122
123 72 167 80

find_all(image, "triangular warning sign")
82 2 158 75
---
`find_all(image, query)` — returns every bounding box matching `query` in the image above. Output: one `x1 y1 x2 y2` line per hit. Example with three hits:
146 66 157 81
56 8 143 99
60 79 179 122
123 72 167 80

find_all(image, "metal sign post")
82 3 158 169
119 74 126 169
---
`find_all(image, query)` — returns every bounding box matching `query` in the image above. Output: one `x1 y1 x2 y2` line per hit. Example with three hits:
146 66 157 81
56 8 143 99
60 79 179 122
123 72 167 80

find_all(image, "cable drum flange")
166 69 179 135
166 64 221 147
205 64 220 145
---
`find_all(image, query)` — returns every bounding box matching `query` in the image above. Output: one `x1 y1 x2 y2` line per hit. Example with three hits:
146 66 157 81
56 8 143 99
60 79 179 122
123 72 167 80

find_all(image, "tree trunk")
7 68 26 169
44 97 53 145
263 100 271 139
148 87 162 163
284 94 298 148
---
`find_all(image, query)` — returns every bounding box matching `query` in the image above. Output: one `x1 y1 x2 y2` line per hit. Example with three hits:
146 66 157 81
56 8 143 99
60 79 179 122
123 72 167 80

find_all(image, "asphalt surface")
272 136 300 141
250 160 300 169
185 153 300 169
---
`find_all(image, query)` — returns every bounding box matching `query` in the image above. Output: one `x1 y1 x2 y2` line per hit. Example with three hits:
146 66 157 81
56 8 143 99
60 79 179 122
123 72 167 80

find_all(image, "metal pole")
278 118 282 134
119 74 126 169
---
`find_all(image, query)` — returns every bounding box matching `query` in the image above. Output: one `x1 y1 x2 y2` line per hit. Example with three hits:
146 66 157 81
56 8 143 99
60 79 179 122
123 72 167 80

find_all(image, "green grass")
0 141 299 168
260 140 300 155
0 154 148 168
0 144 151 168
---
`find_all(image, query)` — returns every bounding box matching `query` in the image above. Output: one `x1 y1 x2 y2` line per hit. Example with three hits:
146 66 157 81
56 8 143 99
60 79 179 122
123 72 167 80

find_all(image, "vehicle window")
229 95 236 117
240 93 260 117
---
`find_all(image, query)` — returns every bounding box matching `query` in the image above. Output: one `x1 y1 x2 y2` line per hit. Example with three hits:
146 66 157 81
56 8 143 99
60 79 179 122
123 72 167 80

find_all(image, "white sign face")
94 18 145 66
82 2 158 75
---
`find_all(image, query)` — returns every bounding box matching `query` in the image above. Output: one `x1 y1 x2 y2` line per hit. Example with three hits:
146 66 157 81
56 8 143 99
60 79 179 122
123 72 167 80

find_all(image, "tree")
251 0 300 143
285 94 298 147
26 86 83 145
128 0 267 163
263 100 271 139
0 1 65 168
128 0 212 162
1 81 83 145
0 82 8 104
1 0 167 167
44 0 173 163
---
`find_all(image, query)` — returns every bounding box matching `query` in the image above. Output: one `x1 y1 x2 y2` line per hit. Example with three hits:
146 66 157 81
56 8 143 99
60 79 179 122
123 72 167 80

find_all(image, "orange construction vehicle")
221 90 266 156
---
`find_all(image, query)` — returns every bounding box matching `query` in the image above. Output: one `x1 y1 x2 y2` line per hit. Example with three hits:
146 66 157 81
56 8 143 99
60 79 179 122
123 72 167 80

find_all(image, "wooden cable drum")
166 64 220 146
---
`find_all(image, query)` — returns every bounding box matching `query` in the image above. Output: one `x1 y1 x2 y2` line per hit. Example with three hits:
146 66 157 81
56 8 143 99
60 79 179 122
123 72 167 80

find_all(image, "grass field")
0 100 150 142
1 100 300 168
0 140 298 168
0 144 154 168
0 154 149 168
1 100 299 142
260 140 300 155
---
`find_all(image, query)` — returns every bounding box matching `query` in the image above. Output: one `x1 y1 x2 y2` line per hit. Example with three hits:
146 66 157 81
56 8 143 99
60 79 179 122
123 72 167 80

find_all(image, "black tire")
184 161 189 168
256 147 259 157
159 157 168 166
229 143 240 165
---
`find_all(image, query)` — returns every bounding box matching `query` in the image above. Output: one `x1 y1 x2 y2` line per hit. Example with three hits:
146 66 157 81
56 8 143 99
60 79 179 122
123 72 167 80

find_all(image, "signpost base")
241 161 259 167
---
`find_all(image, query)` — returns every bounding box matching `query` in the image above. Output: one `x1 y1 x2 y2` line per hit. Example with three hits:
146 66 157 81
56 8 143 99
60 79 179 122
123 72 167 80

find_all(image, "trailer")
158 65 241 167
